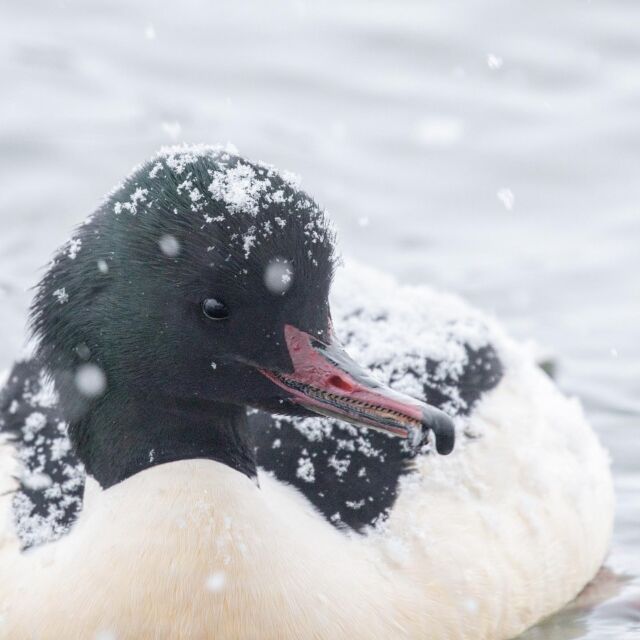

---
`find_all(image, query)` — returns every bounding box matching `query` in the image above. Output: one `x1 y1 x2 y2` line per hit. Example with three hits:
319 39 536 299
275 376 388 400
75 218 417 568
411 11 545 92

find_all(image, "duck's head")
31 146 454 487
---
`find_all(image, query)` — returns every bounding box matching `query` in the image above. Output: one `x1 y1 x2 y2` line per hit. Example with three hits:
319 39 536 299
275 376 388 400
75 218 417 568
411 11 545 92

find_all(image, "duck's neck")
70 389 256 489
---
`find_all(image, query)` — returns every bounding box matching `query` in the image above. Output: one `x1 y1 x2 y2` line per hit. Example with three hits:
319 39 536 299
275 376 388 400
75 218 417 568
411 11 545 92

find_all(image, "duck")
0 144 613 639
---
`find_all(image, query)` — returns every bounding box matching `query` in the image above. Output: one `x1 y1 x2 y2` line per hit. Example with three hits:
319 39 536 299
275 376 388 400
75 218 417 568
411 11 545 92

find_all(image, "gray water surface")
1 1 638 637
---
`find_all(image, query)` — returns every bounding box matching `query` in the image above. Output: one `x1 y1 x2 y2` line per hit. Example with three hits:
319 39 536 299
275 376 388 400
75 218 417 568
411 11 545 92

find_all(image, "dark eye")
201 298 229 320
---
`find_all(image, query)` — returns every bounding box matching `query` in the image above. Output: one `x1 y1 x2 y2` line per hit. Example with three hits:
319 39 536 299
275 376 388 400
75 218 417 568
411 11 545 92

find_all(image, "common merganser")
0 145 613 639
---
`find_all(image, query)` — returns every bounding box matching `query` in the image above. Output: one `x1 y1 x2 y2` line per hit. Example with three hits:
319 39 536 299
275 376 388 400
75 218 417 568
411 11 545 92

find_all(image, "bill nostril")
327 374 355 393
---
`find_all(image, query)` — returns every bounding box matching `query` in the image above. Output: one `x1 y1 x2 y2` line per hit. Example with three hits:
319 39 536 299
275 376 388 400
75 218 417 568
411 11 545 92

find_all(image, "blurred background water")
0 0 638 636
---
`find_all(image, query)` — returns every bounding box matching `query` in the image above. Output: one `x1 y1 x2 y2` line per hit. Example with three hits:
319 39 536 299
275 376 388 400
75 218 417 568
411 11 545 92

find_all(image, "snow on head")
113 187 148 214
67 238 82 260
53 288 69 304
50 145 332 308
208 162 268 216
141 144 334 263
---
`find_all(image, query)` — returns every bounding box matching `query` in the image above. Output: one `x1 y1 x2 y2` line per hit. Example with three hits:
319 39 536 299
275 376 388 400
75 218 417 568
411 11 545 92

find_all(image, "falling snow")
416 116 464 147
161 121 182 139
158 234 181 258
74 363 107 398
263 259 293 295
487 53 504 70
497 188 515 211
205 571 226 592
